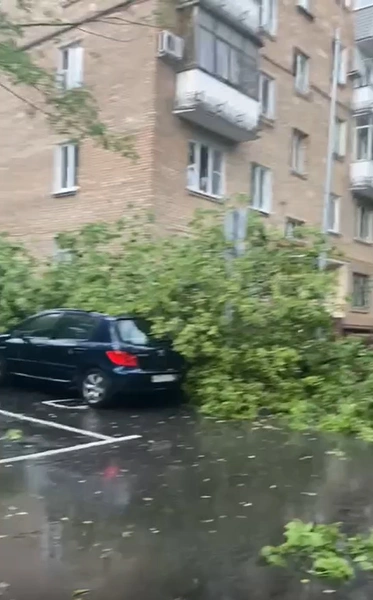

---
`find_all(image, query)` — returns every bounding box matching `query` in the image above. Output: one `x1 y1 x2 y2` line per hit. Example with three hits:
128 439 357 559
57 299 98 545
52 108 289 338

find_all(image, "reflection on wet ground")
1 387 373 599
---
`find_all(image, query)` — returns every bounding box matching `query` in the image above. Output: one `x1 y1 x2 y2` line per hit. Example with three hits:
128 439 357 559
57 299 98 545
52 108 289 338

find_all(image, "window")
293 50 309 93
54 142 79 193
187 141 224 198
15 313 61 338
58 43 83 90
355 114 373 161
356 205 373 242
352 273 370 309
332 42 348 85
334 118 347 158
116 319 150 345
259 72 275 119
354 58 373 88
291 129 308 175
327 194 340 234
251 164 272 213
54 313 97 340
196 11 259 98
260 0 277 35
285 217 304 238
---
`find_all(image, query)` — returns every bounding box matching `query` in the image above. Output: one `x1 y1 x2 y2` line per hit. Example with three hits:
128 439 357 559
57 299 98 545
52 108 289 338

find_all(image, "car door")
40 312 100 383
7 312 62 378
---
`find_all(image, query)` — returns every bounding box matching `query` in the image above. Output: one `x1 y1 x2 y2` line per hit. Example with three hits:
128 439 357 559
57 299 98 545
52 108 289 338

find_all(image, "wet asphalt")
1 384 373 599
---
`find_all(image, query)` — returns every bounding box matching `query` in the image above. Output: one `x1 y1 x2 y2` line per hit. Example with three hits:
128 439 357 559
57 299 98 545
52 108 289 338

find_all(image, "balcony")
174 69 260 143
179 0 260 37
353 85 373 112
355 4 373 56
351 161 373 199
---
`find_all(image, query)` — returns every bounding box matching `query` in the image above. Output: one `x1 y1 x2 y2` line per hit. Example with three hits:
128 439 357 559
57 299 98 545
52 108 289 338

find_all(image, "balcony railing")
174 68 260 143
351 160 373 199
179 0 260 36
353 85 373 112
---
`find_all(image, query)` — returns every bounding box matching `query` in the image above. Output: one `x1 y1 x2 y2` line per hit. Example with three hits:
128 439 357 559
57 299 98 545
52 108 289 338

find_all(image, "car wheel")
80 369 111 408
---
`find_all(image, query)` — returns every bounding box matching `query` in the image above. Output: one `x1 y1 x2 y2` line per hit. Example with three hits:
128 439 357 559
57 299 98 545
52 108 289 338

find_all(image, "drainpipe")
319 28 341 270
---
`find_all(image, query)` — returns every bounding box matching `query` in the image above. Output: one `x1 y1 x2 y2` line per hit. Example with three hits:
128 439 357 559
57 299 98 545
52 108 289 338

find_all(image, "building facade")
0 0 372 331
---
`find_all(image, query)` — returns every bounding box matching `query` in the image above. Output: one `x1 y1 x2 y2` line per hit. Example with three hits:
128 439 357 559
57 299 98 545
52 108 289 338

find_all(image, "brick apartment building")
1 0 373 331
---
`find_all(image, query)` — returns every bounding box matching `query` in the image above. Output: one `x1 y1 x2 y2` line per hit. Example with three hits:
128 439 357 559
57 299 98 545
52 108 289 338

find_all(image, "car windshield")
116 319 151 346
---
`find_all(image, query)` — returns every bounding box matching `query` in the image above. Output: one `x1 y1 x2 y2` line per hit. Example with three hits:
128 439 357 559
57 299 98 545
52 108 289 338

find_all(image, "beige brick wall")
0 0 158 255
151 0 373 329
1 0 373 328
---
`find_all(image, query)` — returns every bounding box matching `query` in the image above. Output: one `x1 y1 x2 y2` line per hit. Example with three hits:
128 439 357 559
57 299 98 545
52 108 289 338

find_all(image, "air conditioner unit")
158 30 184 61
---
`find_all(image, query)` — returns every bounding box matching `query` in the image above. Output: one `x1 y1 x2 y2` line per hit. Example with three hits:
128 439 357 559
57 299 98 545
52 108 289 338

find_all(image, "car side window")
15 313 61 338
54 313 98 341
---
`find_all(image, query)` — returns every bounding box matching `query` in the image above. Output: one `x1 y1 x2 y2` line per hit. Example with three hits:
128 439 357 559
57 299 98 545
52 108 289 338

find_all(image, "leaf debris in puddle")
201 495 211 499
301 492 318 497
200 519 214 523
121 531 133 538
142 497 153 502
269 485 277 489
248 455 256 459
82 521 93 525
72 589 90 598
299 456 313 461
243 503 253 507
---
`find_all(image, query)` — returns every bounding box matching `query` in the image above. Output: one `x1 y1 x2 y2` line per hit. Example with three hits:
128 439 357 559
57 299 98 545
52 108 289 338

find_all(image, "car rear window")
116 319 150 345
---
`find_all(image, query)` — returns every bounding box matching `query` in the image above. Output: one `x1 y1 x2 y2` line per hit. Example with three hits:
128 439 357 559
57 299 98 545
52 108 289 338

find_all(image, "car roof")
34 309 133 320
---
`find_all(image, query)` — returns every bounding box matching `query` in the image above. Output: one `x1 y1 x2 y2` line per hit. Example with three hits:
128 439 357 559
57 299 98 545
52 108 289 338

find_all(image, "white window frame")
354 114 373 161
259 72 275 119
260 0 277 36
356 205 373 242
352 273 370 310
327 193 340 234
291 129 308 175
187 140 225 199
251 163 272 213
294 50 309 93
297 0 311 11
334 118 347 158
54 142 79 194
58 42 84 90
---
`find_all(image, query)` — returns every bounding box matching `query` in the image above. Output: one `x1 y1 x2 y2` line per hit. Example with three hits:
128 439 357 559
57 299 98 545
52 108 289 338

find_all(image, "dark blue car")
0 310 183 408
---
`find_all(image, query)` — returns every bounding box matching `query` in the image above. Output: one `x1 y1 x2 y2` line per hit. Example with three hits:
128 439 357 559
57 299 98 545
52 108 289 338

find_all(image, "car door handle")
68 347 85 355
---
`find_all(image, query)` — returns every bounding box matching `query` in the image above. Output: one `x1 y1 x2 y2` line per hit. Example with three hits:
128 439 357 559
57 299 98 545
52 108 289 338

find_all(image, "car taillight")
106 350 138 367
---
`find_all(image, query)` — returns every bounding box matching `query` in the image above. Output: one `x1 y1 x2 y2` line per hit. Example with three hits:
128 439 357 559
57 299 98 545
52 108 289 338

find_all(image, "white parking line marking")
42 400 87 411
0 408 112 441
0 434 141 465
45 398 81 404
